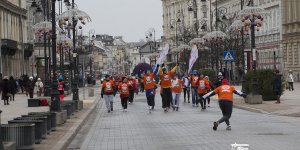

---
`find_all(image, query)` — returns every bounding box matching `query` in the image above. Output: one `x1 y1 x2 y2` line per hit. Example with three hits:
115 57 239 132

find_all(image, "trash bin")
0 110 4 150
1 123 35 150
28 112 56 131
88 88 94 97
8 119 44 144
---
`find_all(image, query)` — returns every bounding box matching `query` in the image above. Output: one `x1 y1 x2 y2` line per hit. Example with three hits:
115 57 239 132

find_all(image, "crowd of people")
0 74 66 105
101 64 247 131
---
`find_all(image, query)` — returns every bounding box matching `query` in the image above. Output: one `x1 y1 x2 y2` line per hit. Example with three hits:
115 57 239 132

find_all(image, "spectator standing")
2 76 10 105
273 70 282 104
287 70 294 91
35 78 44 97
8 76 18 101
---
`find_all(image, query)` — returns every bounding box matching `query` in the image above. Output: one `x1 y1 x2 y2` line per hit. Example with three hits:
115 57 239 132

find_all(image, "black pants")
29 91 34 98
288 82 294 91
162 88 172 108
183 88 190 101
129 90 134 102
218 101 233 126
207 97 210 104
199 94 206 108
121 97 128 109
147 95 155 108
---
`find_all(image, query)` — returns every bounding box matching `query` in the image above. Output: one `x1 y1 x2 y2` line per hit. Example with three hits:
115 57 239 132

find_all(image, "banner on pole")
188 45 198 73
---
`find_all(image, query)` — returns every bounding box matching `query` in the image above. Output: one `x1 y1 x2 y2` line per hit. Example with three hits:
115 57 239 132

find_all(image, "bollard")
0 110 4 150
1 123 35 150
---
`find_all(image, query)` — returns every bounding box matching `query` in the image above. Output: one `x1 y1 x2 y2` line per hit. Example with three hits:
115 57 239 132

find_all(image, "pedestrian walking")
273 70 282 104
287 70 294 91
182 75 190 103
8 76 18 101
197 74 210 110
1 76 10 105
204 76 213 107
158 63 178 112
172 74 182 111
58 76 65 101
213 72 223 89
101 75 115 113
118 77 131 112
27 76 35 98
203 79 247 131
190 70 199 107
35 78 44 97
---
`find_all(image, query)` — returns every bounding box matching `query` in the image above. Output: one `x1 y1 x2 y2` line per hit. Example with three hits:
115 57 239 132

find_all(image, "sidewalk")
231 83 300 117
0 83 101 150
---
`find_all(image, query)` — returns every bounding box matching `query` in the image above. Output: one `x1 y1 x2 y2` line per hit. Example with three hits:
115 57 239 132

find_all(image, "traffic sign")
224 50 234 62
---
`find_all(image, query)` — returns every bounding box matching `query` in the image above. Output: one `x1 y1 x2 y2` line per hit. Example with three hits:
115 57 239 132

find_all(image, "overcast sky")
74 0 163 42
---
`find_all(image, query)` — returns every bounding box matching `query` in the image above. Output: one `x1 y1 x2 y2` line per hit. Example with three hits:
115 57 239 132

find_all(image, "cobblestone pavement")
76 92 300 150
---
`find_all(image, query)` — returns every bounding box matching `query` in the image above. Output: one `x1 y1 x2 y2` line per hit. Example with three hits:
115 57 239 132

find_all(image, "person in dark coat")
273 70 282 104
2 76 10 105
8 76 18 101
27 76 35 98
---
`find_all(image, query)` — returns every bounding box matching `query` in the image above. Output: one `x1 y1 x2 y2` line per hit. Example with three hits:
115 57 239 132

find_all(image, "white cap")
37 78 41 81
29 76 33 80
218 72 223 76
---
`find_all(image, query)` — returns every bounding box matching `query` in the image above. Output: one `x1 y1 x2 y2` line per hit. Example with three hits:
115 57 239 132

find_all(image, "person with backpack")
203 79 247 131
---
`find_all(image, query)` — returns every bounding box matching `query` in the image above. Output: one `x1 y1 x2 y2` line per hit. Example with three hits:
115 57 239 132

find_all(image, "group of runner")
101 64 247 131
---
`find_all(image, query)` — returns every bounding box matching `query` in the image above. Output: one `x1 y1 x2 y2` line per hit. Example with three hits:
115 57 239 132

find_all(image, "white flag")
188 45 199 73
153 44 169 72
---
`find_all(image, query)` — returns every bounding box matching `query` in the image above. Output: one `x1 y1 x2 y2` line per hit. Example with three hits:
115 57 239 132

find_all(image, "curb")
233 104 271 114
50 96 101 150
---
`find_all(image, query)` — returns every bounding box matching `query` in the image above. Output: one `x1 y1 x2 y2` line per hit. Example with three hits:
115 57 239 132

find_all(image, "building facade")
282 0 300 81
0 0 30 77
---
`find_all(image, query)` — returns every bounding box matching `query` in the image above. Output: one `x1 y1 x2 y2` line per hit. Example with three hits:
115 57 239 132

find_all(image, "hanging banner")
153 44 169 72
188 45 198 73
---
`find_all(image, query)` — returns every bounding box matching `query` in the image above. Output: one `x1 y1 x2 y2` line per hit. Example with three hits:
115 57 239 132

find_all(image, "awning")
1 39 18 56
24 43 34 58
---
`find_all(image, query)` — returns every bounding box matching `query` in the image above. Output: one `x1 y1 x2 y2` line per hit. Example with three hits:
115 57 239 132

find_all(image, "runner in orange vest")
101 75 115 113
197 74 210 110
118 77 131 112
141 65 159 112
171 74 183 111
158 63 178 112
203 79 247 131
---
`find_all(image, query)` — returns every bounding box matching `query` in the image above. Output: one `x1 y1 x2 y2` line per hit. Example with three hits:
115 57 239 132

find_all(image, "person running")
203 79 247 131
101 75 115 113
118 77 131 112
128 76 137 104
197 74 210 110
204 76 213 107
142 66 159 112
158 63 178 112
172 74 183 111
190 70 199 107
182 74 191 103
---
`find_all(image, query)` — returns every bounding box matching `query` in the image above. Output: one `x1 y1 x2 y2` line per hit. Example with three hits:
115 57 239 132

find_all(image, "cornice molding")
0 0 27 18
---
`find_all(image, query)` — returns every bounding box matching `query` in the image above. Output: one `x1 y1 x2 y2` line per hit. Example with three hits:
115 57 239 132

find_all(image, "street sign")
224 50 234 62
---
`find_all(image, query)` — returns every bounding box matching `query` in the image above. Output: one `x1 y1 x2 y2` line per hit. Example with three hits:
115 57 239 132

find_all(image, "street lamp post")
50 0 60 112
88 29 95 76
239 0 265 95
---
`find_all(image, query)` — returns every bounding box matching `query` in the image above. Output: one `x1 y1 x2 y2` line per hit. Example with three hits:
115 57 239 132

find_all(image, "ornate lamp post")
239 2 265 95
88 29 95 77
58 0 91 108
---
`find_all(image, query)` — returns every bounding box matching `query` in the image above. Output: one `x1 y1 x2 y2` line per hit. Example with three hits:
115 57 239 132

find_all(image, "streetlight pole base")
43 80 51 96
50 81 61 112
72 78 79 110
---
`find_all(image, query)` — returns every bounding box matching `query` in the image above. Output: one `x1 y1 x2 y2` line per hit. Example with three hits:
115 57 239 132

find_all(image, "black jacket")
1 79 9 100
8 78 18 94
273 74 282 92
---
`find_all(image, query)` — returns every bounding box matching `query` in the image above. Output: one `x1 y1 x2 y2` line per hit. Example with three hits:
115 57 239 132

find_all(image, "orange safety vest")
213 85 235 101
102 80 114 93
118 83 129 95
160 72 172 88
172 79 182 93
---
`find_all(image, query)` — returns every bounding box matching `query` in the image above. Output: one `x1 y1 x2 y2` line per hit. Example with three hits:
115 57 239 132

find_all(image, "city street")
70 91 300 150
